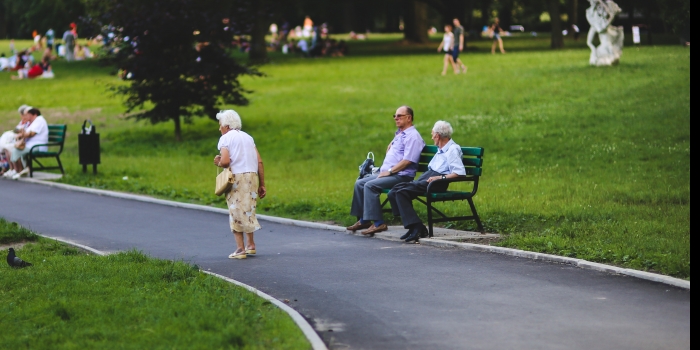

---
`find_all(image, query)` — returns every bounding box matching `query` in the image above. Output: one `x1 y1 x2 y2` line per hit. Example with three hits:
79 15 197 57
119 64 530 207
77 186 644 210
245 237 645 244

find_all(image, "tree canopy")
84 0 259 141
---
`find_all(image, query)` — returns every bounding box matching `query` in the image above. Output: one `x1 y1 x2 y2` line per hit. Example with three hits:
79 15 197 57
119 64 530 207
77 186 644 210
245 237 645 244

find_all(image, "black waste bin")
78 120 100 174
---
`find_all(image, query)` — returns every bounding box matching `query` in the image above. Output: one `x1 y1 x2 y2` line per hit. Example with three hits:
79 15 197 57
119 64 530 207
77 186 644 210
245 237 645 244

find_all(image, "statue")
586 0 624 66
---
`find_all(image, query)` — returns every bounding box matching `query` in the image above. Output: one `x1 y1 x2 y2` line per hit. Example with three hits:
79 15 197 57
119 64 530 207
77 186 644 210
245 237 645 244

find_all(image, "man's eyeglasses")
393 114 409 119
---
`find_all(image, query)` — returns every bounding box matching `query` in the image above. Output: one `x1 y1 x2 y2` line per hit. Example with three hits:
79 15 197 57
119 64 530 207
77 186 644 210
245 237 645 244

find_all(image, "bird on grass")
7 248 32 268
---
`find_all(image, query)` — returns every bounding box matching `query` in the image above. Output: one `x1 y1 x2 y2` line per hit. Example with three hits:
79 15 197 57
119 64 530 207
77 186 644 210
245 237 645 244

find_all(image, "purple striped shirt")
380 126 425 177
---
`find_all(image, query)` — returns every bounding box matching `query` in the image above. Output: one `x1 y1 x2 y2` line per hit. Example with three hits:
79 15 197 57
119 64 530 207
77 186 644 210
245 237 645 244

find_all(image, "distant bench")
28 124 66 178
381 145 485 237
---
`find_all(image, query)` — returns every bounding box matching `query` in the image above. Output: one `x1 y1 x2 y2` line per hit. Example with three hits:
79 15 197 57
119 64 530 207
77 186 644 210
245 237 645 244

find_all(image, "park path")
0 180 690 350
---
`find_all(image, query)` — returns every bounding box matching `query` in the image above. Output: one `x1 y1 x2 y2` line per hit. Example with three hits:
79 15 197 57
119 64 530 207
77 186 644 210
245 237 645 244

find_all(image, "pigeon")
7 248 32 268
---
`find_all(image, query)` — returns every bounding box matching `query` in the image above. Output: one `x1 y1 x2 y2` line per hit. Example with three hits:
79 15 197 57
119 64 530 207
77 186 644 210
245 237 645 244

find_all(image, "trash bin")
78 119 100 174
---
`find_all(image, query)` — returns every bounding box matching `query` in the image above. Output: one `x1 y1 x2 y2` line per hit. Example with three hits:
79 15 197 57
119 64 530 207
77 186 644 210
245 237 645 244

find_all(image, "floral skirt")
225 172 262 233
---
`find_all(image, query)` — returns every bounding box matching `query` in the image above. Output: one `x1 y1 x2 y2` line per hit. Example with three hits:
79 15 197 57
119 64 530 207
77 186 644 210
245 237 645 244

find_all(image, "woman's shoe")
245 247 256 255
228 251 247 259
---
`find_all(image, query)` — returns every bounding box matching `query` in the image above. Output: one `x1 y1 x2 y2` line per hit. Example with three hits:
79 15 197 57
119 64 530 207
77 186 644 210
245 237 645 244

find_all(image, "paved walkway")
1 180 690 349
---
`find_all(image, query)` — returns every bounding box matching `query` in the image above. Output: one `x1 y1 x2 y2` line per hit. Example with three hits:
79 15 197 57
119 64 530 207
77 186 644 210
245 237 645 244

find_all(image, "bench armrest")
29 142 62 153
426 176 480 195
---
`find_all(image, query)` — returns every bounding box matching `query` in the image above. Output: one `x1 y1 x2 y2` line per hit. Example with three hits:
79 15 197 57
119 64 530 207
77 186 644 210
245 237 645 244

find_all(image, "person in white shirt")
437 24 457 75
1 105 32 177
213 110 266 260
387 121 467 242
6 108 48 179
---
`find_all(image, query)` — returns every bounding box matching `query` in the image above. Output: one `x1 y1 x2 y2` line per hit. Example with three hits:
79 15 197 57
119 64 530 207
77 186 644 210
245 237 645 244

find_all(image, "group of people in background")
265 17 350 58
1 22 97 80
0 105 49 180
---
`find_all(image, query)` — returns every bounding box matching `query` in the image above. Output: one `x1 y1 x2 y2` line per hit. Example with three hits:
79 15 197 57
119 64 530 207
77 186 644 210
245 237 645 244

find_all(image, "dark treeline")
1 0 689 46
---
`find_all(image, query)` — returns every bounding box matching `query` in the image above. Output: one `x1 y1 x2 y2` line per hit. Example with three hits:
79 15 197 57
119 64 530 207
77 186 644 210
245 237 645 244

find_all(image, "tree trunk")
403 0 429 43
549 0 564 49
568 0 578 28
173 116 182 142
481 0 493 29
342 0 355 32
248 0 269 63
499 0 513 30
466 0 475 31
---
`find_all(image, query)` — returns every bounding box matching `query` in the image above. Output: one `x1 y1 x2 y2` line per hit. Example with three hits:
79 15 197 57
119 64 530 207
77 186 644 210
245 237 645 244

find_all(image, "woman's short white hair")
18 105 31 114
216 109 242 130
432 120 454 138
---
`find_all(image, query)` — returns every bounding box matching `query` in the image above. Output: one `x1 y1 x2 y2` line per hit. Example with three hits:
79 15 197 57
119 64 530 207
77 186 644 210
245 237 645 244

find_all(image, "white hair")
432 120 454 139
18 105 31 114
216 109 242 130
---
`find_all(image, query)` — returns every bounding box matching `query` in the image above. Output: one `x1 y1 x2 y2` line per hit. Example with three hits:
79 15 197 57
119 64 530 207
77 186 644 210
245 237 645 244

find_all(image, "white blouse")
217 130 258 174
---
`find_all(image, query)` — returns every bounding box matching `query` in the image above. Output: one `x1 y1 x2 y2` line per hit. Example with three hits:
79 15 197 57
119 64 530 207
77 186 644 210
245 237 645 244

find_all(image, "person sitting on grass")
387 120 467 243
4 108 49 180
347 106 425 237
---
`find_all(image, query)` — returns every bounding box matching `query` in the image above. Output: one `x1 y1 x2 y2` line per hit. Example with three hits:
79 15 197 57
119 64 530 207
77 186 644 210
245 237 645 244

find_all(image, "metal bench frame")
28 124 67 178
381 145 485 237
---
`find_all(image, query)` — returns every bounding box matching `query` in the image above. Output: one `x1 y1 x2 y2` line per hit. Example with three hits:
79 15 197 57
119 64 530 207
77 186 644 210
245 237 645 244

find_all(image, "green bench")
380 145 485 237
28 124 67 178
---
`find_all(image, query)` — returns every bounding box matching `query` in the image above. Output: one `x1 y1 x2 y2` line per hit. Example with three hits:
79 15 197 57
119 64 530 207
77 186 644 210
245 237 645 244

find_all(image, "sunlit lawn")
0 35 690 278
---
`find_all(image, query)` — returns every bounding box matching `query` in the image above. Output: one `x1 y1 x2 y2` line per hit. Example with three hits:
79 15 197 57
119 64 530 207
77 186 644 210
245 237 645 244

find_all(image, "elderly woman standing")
214 110 266 260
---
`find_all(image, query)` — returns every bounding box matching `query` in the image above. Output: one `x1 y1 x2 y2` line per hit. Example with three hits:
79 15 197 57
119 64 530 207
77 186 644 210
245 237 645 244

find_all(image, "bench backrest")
48 124 67 144
417 145 484 177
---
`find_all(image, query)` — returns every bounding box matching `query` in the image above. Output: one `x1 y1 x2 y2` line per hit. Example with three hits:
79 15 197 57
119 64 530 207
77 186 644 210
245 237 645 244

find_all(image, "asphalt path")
1 180 690 350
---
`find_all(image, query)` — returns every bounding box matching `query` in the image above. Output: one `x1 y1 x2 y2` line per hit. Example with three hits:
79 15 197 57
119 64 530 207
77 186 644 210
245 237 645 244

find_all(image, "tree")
248 0 271 63
548 0 564 48
1 0 85 38
403 0 430 43
85 0 260 141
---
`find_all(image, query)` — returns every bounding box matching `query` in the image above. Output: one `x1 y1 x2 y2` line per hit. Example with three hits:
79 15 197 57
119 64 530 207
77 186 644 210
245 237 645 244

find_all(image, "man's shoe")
418 225 429 238
347 220 372 232
405 225 429 243
400 228 415 240
361 223 388 237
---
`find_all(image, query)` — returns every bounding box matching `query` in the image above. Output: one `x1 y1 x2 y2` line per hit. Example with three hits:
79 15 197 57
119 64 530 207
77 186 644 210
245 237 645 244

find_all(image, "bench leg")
427 199 434 237
467 198 484 233
28 155 33 178
56 156 65 174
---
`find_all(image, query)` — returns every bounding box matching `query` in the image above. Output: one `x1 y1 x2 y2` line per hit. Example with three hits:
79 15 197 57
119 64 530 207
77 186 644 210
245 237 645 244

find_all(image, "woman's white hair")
216 109 242 130
18 104 31 114
432 120 454 138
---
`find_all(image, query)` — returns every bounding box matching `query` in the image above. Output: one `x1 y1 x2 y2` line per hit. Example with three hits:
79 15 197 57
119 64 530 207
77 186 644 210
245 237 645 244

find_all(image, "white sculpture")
586 0 624 66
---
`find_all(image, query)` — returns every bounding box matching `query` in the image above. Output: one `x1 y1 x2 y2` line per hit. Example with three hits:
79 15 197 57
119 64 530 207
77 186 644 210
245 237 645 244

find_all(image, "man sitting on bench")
388 120 466 243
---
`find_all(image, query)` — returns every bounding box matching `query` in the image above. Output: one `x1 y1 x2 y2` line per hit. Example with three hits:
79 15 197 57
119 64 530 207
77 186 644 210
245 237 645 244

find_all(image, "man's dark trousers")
387 170 448 228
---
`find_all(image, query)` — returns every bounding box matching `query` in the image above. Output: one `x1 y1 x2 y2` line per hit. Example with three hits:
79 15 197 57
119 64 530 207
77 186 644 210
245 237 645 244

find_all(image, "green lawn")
0 218 309 349
0 35 690 278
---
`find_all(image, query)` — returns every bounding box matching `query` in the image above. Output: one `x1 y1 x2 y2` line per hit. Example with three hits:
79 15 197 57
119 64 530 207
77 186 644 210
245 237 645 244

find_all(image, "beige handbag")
215 166 234 196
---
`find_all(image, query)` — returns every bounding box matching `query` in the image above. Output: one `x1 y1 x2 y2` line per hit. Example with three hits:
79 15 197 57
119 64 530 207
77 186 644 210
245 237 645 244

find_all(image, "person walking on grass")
489 18 506 54
387 121 466 243
213 110 266 260
452 18 468 74
437 24 457 75
347 106 425 237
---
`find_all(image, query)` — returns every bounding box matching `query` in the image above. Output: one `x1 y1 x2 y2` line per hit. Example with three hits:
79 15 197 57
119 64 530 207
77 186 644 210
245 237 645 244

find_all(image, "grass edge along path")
0 218 310 349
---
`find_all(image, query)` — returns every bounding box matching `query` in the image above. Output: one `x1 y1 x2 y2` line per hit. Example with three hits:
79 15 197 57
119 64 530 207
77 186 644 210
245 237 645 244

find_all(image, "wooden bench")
28 124 67 178
381 145 485 237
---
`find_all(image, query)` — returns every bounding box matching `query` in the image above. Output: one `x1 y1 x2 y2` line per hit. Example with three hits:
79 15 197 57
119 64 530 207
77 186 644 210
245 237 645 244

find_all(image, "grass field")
0 218 309 349
0 34 690 278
